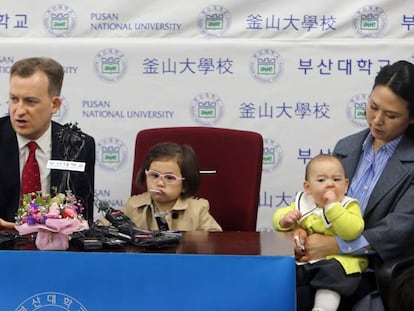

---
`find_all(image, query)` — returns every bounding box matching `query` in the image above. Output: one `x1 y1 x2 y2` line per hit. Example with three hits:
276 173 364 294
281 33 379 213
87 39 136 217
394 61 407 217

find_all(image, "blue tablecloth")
2 251 295 311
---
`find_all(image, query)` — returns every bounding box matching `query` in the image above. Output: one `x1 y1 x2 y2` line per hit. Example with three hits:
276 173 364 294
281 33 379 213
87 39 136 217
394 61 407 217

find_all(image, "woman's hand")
292 227 308 259
297 233 339 262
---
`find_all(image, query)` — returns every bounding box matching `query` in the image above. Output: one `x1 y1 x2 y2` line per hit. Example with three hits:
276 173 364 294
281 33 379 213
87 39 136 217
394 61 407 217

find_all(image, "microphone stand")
57 122 85 194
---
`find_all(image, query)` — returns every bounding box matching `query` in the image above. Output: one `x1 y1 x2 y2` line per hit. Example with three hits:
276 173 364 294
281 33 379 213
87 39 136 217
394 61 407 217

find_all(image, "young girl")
104 142 222 232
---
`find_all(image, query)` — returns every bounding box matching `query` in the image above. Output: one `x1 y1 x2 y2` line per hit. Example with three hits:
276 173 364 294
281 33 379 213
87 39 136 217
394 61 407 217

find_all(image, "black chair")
377 255 414 311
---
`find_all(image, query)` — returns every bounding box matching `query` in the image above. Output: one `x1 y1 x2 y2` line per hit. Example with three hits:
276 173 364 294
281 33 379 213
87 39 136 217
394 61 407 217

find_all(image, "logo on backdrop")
96 137 128 171
95 189 125 208
0 55 14 74
262 138 283 173
352 5 387 38
94 48 128 83
43 4 77 37
346 93 369 128
249 49 284 83
52 96 69 123
190 92 224 126
198 5 231 38
15 292 87 310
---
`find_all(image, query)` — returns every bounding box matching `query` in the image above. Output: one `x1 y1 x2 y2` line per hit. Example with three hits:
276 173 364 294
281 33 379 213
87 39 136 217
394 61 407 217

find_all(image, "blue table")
1 231 295 311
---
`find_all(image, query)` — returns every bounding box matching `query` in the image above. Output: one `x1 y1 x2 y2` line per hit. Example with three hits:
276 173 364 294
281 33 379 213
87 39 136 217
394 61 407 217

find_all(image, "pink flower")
16 191 84 226
62 207 76 219
47 202 60 218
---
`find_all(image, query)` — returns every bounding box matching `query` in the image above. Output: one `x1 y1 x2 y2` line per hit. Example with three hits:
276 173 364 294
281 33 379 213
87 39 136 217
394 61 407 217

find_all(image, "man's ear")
51 96 62 113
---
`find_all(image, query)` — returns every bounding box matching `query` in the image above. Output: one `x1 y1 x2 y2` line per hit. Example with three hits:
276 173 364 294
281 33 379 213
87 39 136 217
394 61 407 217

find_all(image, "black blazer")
334 128 414 263
0 117 95 224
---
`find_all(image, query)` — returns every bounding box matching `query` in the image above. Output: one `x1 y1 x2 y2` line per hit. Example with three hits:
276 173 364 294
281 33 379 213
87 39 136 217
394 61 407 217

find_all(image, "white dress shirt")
17 125 52 195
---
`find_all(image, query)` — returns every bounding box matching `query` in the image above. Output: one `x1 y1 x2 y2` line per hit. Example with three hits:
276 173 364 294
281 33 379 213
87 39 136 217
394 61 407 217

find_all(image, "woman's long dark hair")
373 60 414 138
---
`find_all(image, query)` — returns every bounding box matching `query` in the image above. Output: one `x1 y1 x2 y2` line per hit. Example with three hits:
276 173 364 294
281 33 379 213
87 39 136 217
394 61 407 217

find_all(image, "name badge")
47 160 86 172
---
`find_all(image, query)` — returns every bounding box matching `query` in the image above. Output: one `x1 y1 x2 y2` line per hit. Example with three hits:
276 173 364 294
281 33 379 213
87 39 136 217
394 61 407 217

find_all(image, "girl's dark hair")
135 142 200 199
373 60 414 137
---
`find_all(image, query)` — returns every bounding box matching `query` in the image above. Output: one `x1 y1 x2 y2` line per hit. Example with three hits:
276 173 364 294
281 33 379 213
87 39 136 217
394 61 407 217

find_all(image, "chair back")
131 127 263 231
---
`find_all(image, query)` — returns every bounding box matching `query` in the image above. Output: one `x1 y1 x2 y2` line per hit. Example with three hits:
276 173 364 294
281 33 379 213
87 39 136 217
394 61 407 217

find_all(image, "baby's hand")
323 190 337 206
280 210 302 228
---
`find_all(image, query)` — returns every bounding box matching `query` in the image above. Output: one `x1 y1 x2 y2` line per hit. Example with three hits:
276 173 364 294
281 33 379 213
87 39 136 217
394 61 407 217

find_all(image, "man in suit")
0 57 95 228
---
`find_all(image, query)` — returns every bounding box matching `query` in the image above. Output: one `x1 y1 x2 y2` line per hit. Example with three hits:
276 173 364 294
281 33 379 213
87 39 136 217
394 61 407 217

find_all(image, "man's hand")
0 218 16 229
297 233 339 262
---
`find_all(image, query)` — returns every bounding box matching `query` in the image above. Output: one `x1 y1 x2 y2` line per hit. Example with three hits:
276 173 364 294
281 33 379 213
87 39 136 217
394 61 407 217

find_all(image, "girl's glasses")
145 169 185 185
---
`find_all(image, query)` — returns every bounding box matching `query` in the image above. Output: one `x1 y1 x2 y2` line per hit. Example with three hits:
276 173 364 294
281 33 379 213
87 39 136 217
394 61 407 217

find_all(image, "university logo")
346 93 369 128
94 48 128 83
190 92 224 126
96 137 128 171
250 49 284 83
352 5 387 38
262 138 283 173
15 292 87 310
52 96 69 123
198 5 231 38
43 4 77 37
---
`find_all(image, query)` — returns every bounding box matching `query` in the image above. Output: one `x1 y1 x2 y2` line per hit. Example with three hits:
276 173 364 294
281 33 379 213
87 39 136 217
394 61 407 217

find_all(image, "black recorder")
104 207 153 237
0 232 16 249
101 202 181 249
70 224 129 250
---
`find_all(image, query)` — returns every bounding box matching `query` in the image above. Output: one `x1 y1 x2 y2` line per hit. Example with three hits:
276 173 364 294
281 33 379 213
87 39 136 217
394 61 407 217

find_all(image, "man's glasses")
145 169 185 185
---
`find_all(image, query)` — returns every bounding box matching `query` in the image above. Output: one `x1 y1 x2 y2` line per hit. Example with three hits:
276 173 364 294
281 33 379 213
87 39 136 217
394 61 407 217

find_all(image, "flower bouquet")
15 191 89 250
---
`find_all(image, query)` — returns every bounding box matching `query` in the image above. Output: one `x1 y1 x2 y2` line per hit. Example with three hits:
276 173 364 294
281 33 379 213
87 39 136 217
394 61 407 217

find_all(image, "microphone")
97 200 111 214
56 122 86 194
57 122 85 161
172 211 179 219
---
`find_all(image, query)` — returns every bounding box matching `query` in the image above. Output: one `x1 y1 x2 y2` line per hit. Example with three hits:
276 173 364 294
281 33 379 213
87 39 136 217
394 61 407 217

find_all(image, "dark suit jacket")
334 128 414 265
0 117 95 224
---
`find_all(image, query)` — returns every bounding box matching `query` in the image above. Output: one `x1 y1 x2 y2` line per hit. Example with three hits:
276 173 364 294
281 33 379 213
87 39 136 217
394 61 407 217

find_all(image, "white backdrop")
0 0 413 231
